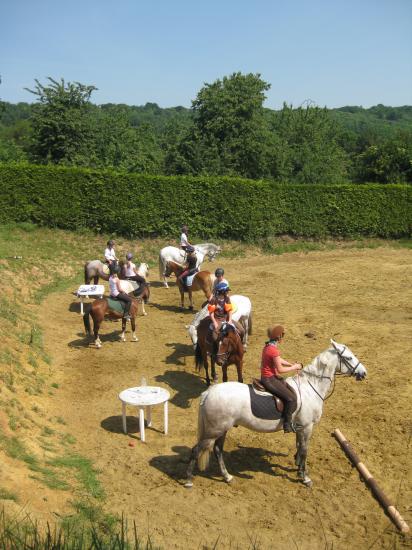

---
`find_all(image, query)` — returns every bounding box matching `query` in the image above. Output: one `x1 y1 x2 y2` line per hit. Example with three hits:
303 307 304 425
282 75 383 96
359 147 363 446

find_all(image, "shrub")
0 164 410 238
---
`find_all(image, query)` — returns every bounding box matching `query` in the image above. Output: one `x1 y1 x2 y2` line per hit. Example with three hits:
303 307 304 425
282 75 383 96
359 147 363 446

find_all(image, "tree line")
1 73 411 184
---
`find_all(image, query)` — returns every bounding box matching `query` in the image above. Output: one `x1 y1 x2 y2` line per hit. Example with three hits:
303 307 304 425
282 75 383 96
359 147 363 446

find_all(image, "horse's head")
329 340 367 380
215 324 240 366
207 245 222 261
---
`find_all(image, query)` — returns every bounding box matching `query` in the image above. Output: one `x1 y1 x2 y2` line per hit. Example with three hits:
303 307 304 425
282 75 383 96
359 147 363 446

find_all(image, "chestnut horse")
164 261 214 310
83 298 139 348
195 317 244 385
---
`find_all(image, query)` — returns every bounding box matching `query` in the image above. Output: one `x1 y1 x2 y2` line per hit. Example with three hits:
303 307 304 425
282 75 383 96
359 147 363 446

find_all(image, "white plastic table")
118 386 170 442
76 284 105 315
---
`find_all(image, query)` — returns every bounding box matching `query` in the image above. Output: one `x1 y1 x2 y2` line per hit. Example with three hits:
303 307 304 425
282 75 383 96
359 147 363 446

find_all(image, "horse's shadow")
150 302 196 314
154 370 205 408
68 329 123 348
149 444 299 485
164 341 194 366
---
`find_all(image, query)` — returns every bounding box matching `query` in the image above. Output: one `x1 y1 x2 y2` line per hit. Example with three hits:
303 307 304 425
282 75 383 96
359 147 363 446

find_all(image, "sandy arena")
41 247 411 549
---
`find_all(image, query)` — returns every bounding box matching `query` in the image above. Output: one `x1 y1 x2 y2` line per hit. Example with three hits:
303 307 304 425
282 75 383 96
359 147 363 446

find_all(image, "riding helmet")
126 252 133 260
215 281 230 293
215 267 224 277
109 263 120 275
267 325 285 341
107 239 115 247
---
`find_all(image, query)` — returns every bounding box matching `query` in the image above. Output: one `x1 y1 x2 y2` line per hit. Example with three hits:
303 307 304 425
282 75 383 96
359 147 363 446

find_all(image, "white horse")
187 295 252 349
159 243 221 287
185 340 367 488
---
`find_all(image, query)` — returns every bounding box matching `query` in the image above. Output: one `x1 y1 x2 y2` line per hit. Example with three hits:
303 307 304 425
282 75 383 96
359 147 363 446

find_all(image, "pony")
83 296 139 348
164 261 214 309
195 318 245 386
185 340 367 488
159 243 221 287
187 295 252 349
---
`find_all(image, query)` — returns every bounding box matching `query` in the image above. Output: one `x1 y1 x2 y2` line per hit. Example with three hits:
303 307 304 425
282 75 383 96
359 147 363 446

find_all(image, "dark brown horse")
195 317 244 385
83 298 139 348
164 261 214 310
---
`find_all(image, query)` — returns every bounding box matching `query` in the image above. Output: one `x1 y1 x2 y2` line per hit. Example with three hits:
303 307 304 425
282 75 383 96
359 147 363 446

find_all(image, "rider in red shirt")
260 325 302 433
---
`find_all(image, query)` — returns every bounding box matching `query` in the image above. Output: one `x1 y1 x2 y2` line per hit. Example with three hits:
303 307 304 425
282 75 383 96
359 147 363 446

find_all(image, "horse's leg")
188 288 193 310
214 433 233 483
94 319 102 348
121 318 126 342
94 275 99 285
295 424 313 487
131 317 138 342
185 443 200 488
204 352 211 386
141 295 147 316
222 364 228 383
180 285 185 309
211 357 218 383
236 359 244 384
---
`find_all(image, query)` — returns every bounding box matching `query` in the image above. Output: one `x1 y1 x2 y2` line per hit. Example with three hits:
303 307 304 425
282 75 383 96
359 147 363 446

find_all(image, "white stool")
76 284 105 315
119 386 170 442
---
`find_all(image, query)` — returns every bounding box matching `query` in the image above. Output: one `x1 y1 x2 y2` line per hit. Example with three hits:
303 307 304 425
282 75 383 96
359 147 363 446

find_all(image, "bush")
0 164 410 238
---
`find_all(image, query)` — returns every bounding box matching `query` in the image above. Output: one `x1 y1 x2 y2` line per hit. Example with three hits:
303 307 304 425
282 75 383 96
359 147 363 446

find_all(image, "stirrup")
124 315 131 321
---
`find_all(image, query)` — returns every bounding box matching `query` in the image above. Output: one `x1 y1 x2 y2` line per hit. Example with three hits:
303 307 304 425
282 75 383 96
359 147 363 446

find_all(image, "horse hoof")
132 336 139 342
225 474 233 484
95 343 101 349
143 312 148 316
184 481 193 489
303 478 313 488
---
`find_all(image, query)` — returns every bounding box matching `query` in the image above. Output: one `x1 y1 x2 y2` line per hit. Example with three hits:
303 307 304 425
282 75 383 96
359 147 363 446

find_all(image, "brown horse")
164 261 214 310
83 298 139 348
195 317 244 385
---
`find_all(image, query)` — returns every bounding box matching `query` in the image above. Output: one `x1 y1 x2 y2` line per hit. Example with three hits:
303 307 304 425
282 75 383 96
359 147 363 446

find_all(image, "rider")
108 263 132 321
121 252 146 286
180 225 192 253
104 239 118 266
177 245 198 287
210 267 229 301
208 281 243 341
260 325 302 433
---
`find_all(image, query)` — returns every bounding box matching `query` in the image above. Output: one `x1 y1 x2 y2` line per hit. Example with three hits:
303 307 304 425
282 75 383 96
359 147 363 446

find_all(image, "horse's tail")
83 309 91 335
84 262 89 285
248 311 253 335
197 395 215 471
143 285 150 304
195 343 203 371
158 253 165 279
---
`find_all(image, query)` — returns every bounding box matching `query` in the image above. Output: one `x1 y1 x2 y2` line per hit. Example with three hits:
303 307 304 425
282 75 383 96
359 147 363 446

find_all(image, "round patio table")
118 386 170 442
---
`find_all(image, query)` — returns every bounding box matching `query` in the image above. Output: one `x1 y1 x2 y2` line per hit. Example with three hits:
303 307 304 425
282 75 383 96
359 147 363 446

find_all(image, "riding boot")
283 402 296 433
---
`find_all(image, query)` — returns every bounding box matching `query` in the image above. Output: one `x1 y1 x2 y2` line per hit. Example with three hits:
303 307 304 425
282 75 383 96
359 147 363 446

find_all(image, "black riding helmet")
107 239 115 247
109 263 120 275
215 267 224 277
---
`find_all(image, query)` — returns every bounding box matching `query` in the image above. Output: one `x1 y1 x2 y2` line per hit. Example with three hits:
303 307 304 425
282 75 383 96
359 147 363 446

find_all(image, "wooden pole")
333 428 409 534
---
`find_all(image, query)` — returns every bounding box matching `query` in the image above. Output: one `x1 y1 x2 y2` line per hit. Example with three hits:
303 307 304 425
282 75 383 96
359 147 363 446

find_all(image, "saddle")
107 297 127 314
252 378 284 413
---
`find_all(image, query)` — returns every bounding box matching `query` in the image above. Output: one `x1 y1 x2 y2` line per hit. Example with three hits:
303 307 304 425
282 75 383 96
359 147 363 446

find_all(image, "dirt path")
41 248 412 549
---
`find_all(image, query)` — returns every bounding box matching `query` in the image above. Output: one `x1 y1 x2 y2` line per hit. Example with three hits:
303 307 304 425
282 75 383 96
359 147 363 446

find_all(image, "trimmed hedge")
0 164 410 239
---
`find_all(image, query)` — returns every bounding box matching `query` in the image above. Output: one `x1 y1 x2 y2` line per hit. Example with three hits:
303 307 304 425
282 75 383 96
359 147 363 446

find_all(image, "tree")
189 72 272 178
270 103 349 184
26 77 97 164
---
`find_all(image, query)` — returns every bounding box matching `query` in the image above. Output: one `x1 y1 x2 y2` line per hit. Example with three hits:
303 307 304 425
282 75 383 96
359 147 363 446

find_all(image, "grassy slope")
0 223 410 545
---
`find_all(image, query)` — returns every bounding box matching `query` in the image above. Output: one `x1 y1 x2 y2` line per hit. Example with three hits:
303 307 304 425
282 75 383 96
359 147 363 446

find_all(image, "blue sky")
1 0 411 108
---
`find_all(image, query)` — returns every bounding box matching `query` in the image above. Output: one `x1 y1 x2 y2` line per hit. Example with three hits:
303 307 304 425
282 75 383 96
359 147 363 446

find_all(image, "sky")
1 0 411 109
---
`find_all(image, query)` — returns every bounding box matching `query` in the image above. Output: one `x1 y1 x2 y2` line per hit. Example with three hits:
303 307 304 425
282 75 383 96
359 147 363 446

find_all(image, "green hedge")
0 164 410 238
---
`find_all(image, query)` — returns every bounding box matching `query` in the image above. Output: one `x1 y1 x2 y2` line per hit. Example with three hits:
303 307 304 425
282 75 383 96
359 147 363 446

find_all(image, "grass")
0 489 18 502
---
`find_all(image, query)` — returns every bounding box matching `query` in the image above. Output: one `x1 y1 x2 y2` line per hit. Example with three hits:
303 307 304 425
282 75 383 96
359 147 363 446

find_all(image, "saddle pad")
185 273 196 287
248 385 282 421
107 297 125 314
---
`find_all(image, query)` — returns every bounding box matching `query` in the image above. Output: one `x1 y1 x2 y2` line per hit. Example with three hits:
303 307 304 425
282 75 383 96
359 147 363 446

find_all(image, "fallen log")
333 428 409 534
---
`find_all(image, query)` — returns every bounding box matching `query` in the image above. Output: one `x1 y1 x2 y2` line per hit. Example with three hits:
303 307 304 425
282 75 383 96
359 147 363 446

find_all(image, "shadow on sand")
149 444 298 485
154 369 206 408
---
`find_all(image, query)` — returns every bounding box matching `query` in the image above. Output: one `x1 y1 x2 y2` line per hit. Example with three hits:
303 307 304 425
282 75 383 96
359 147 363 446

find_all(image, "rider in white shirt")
104 239 118 265
180 225 192 252
121 252 146 285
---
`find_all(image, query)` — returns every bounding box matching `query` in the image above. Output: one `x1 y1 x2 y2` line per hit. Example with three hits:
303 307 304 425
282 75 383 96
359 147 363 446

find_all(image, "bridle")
303 344 362 402
214 329 234 366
